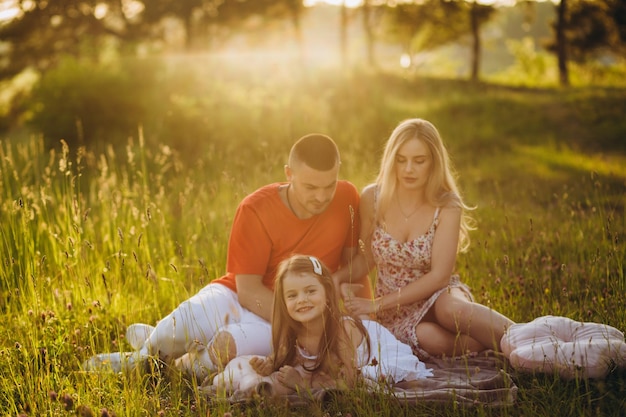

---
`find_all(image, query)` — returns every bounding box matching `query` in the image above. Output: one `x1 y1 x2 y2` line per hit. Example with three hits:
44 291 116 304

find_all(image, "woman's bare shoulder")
361 183 377 196
360 184 377 205
438 205 462 225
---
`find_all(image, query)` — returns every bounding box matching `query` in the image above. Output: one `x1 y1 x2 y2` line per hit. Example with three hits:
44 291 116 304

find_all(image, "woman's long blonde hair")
375 118 474 252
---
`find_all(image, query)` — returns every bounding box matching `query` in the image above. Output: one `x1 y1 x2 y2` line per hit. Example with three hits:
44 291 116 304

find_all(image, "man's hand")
249 356 274 376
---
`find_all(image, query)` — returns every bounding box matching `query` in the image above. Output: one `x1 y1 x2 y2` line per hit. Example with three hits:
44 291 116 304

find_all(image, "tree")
385 1 467 59
362 0 376 67
566 0 626 58
384 0 494 81
0 0 139 80
0 0 308 79
555 0 570 86
139 0 306 51
340 1 349 67
469 0 496 82
613 0 626 50
280 0 307 63
361 0 385 68
547 0 626 87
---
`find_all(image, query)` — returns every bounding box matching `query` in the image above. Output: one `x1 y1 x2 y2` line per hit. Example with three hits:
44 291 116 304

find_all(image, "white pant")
143 284 271 365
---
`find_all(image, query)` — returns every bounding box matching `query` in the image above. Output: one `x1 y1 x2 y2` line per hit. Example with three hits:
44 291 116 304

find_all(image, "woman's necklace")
396 194 423 222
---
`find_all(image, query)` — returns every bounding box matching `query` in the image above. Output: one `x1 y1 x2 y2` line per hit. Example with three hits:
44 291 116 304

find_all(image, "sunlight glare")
122 0 144 19
21 0 34 12
94 3 108 20
305 0 521 6
400 53 411 69
304 0 363 8
0 8 17 21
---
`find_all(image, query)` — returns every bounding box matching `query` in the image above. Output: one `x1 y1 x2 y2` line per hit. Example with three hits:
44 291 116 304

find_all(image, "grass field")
1 66 625 416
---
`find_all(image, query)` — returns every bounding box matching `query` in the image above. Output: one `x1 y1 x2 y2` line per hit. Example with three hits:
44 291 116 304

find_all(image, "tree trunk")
362 0 376 68
183 12 193 51
470 1 481 82
556 0 570 86
289 5 304 66
340 2 348 68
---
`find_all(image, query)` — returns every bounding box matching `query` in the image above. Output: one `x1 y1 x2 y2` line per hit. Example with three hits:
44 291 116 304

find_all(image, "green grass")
1 66 625 416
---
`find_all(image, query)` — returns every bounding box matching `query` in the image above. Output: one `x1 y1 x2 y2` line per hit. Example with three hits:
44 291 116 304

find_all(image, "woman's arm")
346 206 461 316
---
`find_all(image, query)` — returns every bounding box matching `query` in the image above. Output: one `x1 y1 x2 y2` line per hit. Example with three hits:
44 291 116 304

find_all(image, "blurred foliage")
1 0 625 85
27 55 159 150
140 0 305 50
545 0 626 62
0 0 140 79
1 1 626 151
383 0 495 54
10 51 626 160
0 0 305 77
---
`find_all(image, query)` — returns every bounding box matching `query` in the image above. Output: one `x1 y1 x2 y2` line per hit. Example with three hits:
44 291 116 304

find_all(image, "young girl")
211 254 432 397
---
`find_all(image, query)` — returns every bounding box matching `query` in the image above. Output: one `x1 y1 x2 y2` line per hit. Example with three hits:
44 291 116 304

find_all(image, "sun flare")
304 0 363 8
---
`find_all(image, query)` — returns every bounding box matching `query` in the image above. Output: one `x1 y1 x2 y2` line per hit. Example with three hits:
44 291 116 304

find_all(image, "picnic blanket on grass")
388 352 517 406
206 351 517 408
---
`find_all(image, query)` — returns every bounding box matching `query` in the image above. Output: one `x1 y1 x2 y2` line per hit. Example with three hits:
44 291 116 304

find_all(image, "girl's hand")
249 356 273 376
275 365 306 389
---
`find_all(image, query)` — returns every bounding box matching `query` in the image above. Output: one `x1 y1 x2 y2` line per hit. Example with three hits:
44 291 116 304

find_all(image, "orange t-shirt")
212 181 360 292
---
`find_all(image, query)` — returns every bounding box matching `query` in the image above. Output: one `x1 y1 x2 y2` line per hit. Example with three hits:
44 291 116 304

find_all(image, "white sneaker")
125 323 155 350
81 351 150 373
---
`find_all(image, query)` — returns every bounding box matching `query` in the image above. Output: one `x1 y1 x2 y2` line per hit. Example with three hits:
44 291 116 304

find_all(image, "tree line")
1 1 624 83
0 0 624 147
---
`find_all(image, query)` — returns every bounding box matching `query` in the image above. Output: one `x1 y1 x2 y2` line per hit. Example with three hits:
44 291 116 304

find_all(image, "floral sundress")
371 207 474 359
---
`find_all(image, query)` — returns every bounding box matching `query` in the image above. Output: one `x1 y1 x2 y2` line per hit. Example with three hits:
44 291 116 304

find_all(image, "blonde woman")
344 118 515 359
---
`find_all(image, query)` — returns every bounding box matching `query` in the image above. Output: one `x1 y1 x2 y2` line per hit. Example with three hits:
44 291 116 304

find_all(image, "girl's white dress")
359 319 433 384
211 318 432 395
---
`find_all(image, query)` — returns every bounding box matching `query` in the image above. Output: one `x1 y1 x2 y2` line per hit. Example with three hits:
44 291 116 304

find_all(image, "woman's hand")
344 296 380 317
340 283 363 300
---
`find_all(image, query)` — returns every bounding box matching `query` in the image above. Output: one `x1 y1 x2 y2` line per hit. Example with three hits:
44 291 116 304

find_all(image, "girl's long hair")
375 118 475 252
270 255 369 375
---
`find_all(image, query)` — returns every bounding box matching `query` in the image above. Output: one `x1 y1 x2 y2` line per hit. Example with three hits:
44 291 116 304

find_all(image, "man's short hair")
289 133 340 171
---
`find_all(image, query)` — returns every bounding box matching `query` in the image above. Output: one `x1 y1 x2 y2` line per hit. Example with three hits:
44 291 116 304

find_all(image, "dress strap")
431 207 441 229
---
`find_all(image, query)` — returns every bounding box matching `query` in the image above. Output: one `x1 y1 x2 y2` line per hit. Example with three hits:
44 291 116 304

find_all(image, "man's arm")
235 274 275 322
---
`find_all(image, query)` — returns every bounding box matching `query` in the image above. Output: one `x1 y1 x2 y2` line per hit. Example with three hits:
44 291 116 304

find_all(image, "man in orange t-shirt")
83 133 371 379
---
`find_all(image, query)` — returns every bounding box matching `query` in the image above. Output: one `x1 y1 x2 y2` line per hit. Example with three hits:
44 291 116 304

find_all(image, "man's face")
286 163 339 218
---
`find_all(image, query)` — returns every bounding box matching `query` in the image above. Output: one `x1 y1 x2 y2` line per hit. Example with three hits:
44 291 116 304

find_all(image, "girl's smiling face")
282 272 327 325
